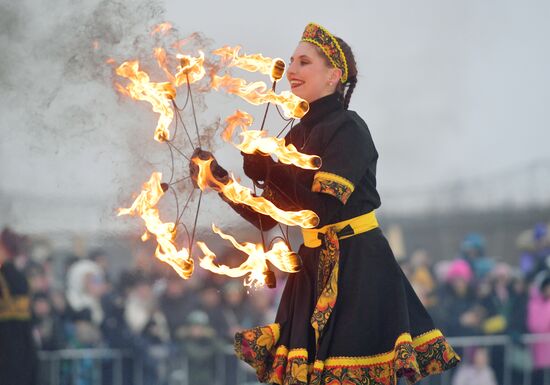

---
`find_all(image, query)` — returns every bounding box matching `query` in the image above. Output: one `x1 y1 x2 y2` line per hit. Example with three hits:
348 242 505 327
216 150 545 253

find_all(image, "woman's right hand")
190 148 229 191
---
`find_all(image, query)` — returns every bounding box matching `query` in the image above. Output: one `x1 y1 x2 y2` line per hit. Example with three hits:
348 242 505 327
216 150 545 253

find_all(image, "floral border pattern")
235 326 460 385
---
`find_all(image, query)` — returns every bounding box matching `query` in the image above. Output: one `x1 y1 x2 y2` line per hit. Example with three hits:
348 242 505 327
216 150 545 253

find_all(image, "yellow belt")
301 211 379 248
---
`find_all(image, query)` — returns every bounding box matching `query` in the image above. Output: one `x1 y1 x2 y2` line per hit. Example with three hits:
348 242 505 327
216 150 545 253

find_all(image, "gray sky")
1 0 549 236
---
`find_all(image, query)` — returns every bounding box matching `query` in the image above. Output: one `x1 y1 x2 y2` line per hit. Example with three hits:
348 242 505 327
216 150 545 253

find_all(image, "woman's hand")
242 151 275 182
190 148 229 191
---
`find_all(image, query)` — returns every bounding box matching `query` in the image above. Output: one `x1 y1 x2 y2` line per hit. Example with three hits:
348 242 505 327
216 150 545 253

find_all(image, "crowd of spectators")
1 223 550 385
400 226 550 385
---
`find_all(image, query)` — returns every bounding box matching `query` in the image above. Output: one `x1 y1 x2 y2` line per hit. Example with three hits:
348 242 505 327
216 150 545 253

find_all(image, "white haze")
0 0 549 238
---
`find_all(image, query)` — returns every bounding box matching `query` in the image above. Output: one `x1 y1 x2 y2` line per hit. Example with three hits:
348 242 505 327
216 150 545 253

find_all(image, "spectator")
0 227 38 385
159 273 199 341
436 259 483 336
461 233 495 281
123 272 169 385
31 292 66 350
508 273 529 335
123 273 169 344
527 274 550 385
520 223 550 281
222 281 255 334
88 248 113 285
480 263 515 385
408 249 438 310
66 259 107 326
199 284 231 340
452 347 497 385
180 309 218 385
480 263 514 335
26 263 50 295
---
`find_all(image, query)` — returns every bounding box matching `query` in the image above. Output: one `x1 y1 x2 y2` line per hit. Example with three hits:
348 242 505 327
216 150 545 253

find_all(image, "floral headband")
301 22 349 84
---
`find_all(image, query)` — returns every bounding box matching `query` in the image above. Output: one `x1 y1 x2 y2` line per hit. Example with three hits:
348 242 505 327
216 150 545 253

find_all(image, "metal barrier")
38 334 550 385
37 348 135 385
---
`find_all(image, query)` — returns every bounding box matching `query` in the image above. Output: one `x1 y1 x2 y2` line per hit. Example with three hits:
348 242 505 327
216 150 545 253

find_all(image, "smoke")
0 0 243 236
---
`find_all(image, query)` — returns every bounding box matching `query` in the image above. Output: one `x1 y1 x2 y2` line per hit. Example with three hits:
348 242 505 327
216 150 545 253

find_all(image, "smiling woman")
220 23 461 385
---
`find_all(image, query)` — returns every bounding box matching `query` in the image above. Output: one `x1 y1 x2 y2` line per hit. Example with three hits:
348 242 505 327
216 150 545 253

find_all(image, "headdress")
301 22 349 84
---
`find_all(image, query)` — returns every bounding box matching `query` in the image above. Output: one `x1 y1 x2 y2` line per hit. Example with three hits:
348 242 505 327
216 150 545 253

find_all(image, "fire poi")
115 23 318 287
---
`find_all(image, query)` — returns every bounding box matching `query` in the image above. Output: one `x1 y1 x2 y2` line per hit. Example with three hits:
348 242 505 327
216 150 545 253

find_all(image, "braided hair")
312 36 358 109
334 37 358 110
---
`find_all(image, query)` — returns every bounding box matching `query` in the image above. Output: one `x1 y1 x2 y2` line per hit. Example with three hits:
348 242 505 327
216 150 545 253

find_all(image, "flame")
153 47 175 83
197 224 301 287
118 172 194 279
151 22 173 36
236 130 322 170
221 111 321 169
222 110 253 141
174 51 206 86
115 60 176 142
211 74 309 119
152 48 206 86
213 46 285 81
192 156 319 228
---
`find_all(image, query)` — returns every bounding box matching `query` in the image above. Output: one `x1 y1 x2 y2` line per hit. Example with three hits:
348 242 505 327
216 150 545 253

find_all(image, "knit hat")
446 259 473 283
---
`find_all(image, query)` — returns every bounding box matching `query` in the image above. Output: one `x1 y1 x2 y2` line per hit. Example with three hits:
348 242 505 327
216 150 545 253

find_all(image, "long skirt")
235 227 460 385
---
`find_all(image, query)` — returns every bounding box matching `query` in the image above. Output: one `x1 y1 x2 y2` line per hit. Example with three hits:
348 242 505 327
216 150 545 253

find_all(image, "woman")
195 23 460 384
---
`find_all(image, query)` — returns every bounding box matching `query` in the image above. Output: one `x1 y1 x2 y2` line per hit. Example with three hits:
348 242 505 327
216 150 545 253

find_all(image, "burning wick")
263 270 276 288
271 59 285 81
174 52 206 86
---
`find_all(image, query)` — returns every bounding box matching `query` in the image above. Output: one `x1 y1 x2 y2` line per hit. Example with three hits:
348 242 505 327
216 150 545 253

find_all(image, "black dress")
232 93 460 385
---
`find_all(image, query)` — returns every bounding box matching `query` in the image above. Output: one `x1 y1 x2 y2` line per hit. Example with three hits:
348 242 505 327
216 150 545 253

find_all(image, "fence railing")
37 333 550 385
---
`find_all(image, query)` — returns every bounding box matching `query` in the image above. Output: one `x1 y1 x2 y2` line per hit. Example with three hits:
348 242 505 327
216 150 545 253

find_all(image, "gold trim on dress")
311 171 355 204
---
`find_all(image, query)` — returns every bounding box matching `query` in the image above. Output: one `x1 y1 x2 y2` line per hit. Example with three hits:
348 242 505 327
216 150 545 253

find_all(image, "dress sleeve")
219 193 278 231
311 118 372 204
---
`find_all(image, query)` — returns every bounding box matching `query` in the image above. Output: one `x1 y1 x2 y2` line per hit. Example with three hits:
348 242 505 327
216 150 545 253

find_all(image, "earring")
329 81 333 86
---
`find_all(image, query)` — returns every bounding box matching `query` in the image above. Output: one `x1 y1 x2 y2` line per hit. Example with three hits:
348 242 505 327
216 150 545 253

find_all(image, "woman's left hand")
242 151 275 182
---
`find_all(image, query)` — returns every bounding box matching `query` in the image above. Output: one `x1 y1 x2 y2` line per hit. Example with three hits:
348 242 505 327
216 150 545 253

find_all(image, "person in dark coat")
0 228 37 385
436 259 482 337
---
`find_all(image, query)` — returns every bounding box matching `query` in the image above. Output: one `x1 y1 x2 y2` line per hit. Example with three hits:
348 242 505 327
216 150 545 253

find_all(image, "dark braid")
334 36 358 110
342 75 357 110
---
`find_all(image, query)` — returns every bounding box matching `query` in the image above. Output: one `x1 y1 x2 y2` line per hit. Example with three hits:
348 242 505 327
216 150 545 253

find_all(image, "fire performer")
192 23 460 384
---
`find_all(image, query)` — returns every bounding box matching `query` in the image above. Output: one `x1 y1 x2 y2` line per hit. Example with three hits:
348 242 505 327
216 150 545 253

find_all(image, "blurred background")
1 0 549 384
